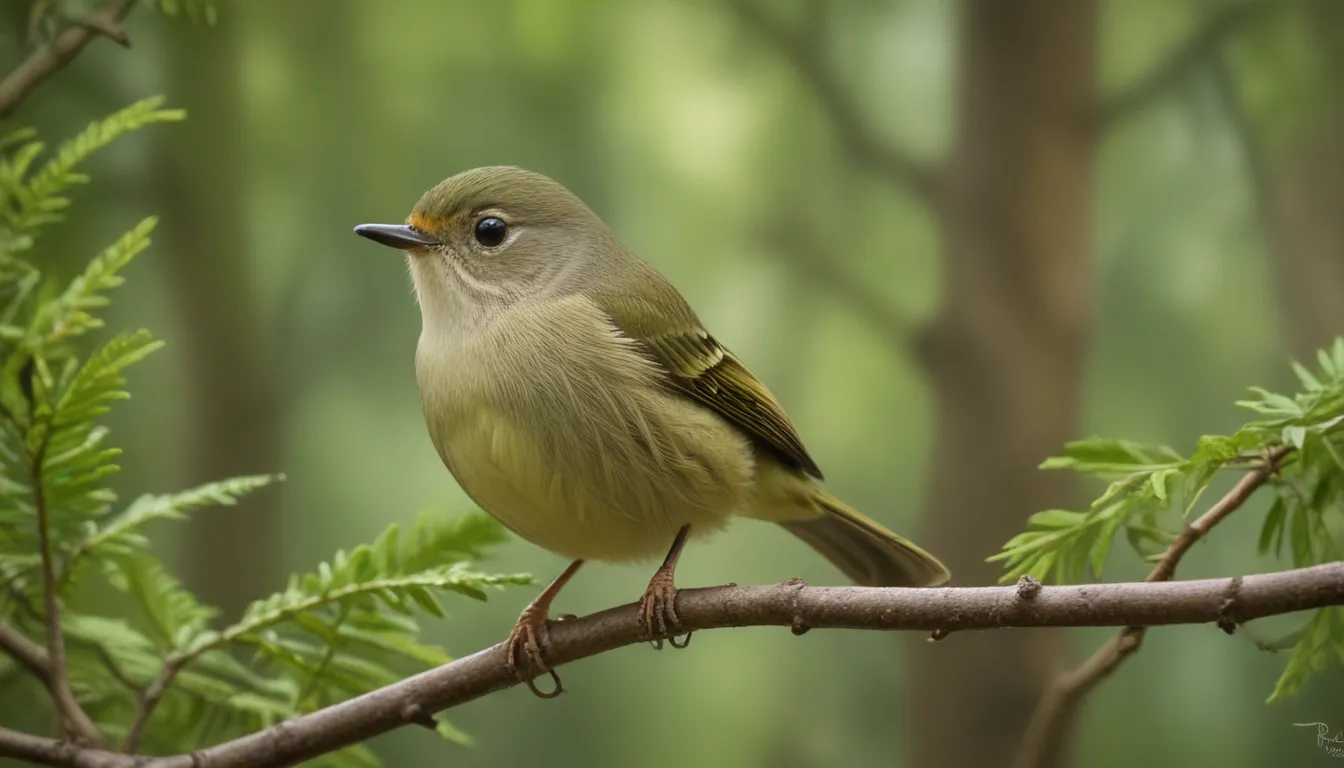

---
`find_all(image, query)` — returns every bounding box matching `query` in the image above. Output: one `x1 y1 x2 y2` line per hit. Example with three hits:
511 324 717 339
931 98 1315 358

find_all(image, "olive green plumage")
360 165 949 590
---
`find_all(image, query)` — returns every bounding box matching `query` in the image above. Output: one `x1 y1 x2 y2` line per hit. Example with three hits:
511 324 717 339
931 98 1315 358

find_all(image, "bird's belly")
440 401 748 563
417 294 758 563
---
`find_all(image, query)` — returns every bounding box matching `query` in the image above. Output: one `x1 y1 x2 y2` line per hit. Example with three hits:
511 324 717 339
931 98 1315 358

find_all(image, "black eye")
474 216 508 247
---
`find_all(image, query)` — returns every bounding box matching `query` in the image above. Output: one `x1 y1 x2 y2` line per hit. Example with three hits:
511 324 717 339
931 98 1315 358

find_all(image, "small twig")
32 442 104 747
293 604 353 710
70 15 130 47
725 0 940 201
0 620 50 682
121 658 183 755
3 583 42 622
0 0 138 119
0 561 1340 768
1011 445 1293 768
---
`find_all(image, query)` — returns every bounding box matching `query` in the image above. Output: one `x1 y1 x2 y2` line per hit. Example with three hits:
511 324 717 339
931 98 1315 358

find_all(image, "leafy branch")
0 72 529 768
113 510 530 755
1001 340 1344 768
0 0 138 120
1 562 1341 768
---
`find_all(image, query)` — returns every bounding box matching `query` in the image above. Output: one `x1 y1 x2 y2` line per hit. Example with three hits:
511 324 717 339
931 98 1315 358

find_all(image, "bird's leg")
506 559 584 699
639 523 692 650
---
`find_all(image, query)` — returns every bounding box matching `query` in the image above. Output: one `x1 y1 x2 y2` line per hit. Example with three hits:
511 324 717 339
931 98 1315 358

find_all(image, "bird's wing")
598 291 824 480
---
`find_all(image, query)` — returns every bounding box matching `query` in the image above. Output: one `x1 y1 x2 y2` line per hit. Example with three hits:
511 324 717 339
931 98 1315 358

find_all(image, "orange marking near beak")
407 211 435 232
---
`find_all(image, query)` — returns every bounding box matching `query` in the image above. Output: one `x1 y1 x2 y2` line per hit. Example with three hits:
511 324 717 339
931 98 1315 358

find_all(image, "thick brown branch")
0 0 137 120
0 727 125 768
725 0 939 201
1 562 1341 768
1100 0 1286 128
1012 446 1293 768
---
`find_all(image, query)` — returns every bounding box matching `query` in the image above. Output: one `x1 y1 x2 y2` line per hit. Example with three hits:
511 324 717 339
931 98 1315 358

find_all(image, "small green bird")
355 166 949 696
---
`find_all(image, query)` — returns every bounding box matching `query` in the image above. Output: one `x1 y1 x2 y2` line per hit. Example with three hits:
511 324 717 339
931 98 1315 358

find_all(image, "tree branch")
1100 0 1286 129
1011 445 1293 768
0 0 137 120
0 620 49 681
121 659 182 755
32 443 104 747
725 0 939 202
1 561 1340 768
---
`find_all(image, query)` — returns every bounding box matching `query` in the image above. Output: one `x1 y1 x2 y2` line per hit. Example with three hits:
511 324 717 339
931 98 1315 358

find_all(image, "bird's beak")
353 223 440 251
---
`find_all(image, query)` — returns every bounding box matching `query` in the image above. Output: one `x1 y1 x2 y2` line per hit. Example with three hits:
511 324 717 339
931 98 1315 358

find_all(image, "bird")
354 165 949 697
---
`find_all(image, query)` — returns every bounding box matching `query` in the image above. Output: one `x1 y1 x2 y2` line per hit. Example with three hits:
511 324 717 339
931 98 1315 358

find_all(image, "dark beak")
353 223 440 250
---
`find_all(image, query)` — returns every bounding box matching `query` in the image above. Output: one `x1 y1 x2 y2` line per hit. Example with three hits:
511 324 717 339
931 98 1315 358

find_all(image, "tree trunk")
157 16 284 618
909 2 1098 766
1265 118 1344 359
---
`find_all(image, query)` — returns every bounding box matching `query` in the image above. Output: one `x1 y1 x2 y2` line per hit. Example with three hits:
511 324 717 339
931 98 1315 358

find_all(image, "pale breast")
415 295 756 563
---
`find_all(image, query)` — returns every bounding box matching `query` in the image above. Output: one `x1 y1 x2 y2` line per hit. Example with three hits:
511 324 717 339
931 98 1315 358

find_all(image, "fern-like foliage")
991 339 1344 702
0 95 529 764
0 97 184 241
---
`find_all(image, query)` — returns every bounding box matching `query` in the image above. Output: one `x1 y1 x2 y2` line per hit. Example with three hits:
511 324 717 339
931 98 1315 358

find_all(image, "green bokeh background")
2 1 1341 766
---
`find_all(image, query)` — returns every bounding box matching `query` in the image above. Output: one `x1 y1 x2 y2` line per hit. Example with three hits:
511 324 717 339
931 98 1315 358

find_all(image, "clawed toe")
639 569 691 650
506 609 564 698
504 559 584 699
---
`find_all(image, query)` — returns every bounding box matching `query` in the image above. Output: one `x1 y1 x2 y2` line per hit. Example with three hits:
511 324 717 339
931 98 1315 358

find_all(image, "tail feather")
781 491 950 588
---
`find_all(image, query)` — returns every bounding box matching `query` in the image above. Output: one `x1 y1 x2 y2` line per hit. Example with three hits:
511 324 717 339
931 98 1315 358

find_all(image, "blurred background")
2 0 1342 766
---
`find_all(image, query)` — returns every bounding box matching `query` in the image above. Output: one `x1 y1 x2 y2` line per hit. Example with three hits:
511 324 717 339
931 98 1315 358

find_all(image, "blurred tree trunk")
156 16 283 617
909 2 1097 766
1218 0 1344 361
1266 120 1344 359
1261 0 1344 360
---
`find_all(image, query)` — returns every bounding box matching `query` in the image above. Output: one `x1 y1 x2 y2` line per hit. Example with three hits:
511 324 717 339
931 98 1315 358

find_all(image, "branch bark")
1011 446 1294 768
0 621 49 682
1 563 1341 768
121 659 183 754
911 3 1098 765
725 0 940 202
0 0 136 119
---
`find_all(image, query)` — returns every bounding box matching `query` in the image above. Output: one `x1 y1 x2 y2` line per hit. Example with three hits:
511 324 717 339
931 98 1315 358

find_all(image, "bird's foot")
505 602 564 699
639 565 691 650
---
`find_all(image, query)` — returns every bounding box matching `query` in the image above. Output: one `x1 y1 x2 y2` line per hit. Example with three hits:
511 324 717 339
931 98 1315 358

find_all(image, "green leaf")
336 624 451 667
1292 361 1322 392
56 329 161 420
401 508 511 573
1283 425 1307 449
1290 507 1314 567
1259 497 1288 557
13 99 183 234
435 718 475 747
105 555 217 652
1040 438 1184 476
38 219 159 346
1268 608 1344 703
72 475 282 565
1237 386 1304 419
1089 511 1126 578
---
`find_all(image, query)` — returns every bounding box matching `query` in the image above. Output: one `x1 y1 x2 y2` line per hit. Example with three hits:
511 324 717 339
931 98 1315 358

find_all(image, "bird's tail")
780 490 950 588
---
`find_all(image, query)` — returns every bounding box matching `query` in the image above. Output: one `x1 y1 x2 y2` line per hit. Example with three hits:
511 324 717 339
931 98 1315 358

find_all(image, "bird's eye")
474 216 508 248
